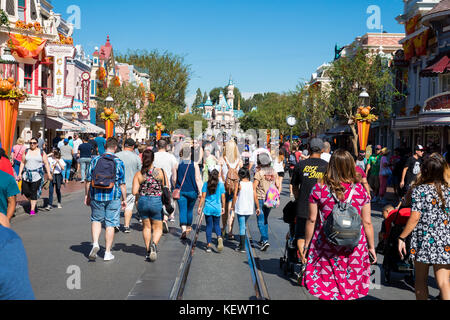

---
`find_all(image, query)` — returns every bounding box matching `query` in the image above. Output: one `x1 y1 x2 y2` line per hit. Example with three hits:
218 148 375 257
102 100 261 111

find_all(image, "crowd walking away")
2 129 450 302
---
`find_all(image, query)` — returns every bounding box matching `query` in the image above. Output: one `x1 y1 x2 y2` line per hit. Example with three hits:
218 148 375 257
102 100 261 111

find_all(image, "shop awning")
326 125 352 135
73 120 104 134
421 55 450 77
45 117 81 132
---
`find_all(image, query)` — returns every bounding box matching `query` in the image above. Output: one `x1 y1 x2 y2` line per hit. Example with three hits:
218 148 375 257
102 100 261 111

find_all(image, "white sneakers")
88 244 114 261
103 252 115 261
88 244 100 261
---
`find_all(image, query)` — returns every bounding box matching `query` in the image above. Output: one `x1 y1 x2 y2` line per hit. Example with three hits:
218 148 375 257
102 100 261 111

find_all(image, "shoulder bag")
172 162 190 200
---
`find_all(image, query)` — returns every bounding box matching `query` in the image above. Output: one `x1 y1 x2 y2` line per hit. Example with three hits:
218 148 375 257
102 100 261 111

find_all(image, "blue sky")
52 0 405 105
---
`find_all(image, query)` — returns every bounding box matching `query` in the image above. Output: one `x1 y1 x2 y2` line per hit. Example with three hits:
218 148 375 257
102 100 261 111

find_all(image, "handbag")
161 170 174 215
173 162 190 200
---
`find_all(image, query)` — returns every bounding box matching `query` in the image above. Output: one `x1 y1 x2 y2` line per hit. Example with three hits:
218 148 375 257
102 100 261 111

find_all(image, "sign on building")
45 44 76 110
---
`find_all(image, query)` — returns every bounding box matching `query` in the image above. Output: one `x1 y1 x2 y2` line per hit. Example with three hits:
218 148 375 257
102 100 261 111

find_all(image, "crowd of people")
0 129 449 301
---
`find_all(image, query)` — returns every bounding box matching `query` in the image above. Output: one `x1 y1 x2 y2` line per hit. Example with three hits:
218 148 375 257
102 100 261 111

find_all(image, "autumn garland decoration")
14 20 43 33
353 106 378 123
0 77 28 103
100 107 119 122
97 67 106 81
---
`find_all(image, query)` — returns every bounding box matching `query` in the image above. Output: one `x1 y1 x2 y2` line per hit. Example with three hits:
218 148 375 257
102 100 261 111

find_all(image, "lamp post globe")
359 88 370 107
286 115 297 145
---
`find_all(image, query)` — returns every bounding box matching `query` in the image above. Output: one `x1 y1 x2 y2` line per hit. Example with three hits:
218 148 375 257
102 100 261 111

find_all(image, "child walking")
46 149 65 210
232 167 257 252
197 168 225 253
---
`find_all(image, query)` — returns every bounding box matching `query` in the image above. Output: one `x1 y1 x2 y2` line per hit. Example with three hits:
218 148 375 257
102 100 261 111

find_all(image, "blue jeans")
205 215 221 244
90 199 121 228
63 159 72 181
79 157 91 182
257 200 271 242
48 173 62 206
178 191 198 227
237 214 250 236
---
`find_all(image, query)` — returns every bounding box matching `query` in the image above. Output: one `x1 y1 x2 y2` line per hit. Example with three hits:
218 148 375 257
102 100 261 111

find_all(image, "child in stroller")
378 204 414 284
280 201 303 284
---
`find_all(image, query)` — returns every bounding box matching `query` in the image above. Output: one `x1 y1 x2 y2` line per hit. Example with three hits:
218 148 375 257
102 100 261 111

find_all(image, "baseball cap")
64 138 69 143
415 145 425 151
309 138 324 152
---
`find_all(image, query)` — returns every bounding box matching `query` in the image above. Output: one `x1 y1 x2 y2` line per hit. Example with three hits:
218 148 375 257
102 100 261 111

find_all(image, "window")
442 74 450 92
24 64 33 94
18 0 26 22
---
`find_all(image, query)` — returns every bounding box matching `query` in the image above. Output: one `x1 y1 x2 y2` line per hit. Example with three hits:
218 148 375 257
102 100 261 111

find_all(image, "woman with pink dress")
303 149 376 300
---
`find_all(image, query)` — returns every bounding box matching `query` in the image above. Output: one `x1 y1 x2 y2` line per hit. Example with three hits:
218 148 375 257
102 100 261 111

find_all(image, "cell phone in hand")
369 251 376 264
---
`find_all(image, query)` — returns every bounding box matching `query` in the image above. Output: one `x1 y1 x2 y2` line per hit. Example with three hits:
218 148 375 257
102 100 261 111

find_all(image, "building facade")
392 0 448 153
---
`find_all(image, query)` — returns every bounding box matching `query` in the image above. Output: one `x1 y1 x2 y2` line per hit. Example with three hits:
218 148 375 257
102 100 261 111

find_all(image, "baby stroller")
379 207 415 284
280 202 301 279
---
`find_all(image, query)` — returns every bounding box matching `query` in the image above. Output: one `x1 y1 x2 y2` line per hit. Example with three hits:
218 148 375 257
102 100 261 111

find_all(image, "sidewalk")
15 180 85 217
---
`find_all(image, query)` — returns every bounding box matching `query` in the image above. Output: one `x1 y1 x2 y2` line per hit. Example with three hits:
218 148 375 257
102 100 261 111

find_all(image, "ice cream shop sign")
45 44 76 111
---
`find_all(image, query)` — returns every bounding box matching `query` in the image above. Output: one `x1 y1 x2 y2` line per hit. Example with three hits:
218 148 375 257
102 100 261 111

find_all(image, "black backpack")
323 185 362 250
91 154 117 189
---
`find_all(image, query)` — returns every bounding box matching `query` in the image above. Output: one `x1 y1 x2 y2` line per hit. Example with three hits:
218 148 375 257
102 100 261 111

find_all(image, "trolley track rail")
169 211 270 300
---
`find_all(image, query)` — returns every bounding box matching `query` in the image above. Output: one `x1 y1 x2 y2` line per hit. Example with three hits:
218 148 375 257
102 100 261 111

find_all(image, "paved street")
10 178 440 300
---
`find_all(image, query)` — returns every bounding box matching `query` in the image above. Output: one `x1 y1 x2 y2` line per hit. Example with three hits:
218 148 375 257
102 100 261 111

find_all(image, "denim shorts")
137 195 163 221
90 199 121 227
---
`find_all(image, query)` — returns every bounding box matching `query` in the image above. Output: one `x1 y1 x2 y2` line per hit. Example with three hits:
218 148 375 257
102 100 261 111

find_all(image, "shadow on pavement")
113 243 147 257
70 241 98 259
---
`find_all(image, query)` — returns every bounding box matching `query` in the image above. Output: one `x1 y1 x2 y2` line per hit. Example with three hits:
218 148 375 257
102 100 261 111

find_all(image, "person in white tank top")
231 167 256 252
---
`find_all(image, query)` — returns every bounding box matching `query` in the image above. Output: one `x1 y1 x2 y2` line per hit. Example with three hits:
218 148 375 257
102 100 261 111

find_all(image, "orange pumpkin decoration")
360 107 371 117
26 23 33 30
445 246 450 252
34 22 42 32
7 77 15 84
104 108 113 116
444 220 448 226
65 37 73 45
15 20 26 29
0 79 13 94
410 249 416 255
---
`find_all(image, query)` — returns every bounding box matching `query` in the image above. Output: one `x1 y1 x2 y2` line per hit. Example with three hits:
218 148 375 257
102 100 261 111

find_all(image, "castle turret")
226 76 234 109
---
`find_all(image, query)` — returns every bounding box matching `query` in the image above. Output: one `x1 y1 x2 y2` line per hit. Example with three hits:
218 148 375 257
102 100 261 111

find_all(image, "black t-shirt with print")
291 158 328 218
404 156 422 187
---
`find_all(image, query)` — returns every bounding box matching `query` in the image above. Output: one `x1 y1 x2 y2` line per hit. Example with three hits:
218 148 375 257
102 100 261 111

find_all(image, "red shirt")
355 166 367 179
0 157 15 177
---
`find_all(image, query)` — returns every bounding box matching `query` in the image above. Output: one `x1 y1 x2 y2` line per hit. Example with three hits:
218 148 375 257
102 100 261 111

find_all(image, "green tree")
202 91 208 103
327 47 398 154
116 50 192 131
172 113 207 133
191 88 203 108
97 82 147 140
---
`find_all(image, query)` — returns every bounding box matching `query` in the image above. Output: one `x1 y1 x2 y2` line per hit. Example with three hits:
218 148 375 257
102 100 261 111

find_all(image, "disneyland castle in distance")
191 78 245 131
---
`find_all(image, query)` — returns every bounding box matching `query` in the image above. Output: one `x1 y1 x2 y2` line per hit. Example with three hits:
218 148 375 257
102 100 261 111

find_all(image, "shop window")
24 64 33 94
441 74 450 92
30 0 37 21
6 0 15 15
18 0 27 22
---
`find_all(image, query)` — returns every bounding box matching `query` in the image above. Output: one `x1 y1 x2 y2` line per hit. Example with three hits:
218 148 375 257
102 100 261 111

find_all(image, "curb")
13 189 84 219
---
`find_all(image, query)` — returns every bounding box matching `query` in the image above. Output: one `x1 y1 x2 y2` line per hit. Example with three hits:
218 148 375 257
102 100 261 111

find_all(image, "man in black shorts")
291 138 328 265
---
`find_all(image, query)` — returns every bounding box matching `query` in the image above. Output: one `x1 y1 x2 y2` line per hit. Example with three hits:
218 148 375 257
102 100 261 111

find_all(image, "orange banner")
9 34 47 59
405 15 420 35
105 120 114 139
414 29 429 56
403 38 415 61
357 121 371 152
0 100 19 155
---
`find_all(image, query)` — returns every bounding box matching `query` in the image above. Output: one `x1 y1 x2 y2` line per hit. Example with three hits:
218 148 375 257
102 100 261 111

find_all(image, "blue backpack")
92 154 117 189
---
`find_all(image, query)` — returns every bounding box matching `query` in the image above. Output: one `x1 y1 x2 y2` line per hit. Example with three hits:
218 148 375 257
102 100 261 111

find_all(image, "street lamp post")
104 96 115 138
356 88 375 153
286 115 297 147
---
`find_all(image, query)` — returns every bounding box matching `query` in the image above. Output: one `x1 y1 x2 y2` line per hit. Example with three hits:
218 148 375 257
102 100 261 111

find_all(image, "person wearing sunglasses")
18 138 52 216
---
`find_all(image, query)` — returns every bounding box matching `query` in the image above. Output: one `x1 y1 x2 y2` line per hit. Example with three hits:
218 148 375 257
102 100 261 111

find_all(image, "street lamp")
359 88 370 107
286 115 297 146
105 96 114 107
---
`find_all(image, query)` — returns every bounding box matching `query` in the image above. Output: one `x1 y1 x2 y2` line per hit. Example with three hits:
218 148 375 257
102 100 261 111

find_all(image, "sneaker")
149 243 157 262
30 210 36 216
104 251 115 261
89 244 100 261
45 205 53 211
217 237 224 253
260 241 270 251
163 220 169 234
169 216 175 222
206 245 212 253
235 246 246 253
114 226 120 233
57 203 62 209
123 227 131 233
145 251 151 261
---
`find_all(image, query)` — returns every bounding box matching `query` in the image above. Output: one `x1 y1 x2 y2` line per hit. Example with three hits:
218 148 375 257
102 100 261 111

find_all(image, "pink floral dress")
304 182 371 300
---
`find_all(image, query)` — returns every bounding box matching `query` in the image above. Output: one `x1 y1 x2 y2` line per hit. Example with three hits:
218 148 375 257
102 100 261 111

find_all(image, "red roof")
99 35 113 60
421 55 450 77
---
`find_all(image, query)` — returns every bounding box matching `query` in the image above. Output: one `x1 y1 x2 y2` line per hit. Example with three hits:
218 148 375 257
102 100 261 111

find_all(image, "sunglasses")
30 142 38 145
